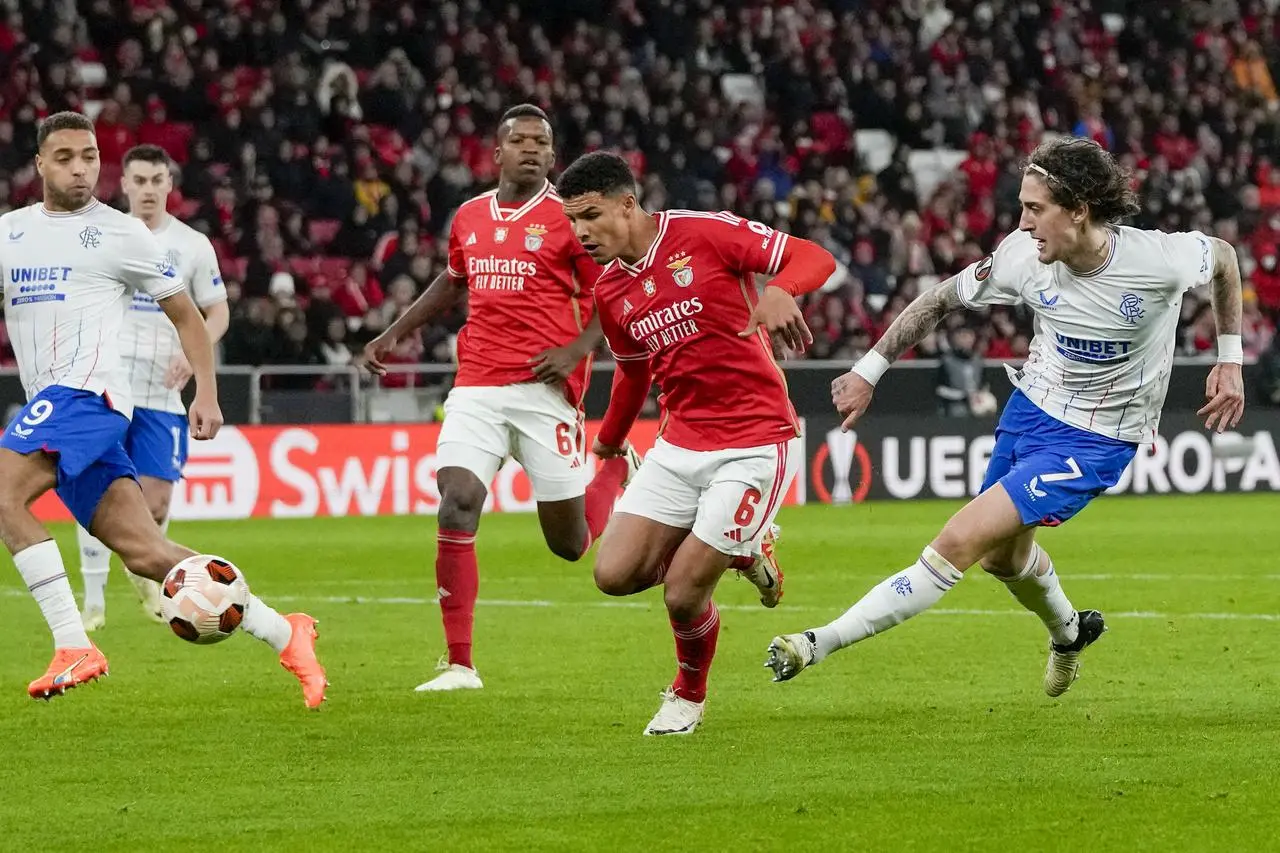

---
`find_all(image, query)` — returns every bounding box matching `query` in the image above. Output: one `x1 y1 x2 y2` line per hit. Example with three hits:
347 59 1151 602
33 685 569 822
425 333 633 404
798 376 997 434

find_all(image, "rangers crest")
667 251 694 287
642 277 656 297
494 227 509 243
524 225 547 251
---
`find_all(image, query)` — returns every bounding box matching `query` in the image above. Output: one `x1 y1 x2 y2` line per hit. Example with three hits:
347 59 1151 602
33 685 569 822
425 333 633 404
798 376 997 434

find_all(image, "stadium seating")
0 0 1277 378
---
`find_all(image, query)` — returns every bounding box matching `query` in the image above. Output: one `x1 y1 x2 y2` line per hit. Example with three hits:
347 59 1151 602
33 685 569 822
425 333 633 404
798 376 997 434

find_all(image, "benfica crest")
642 277 656 297
494 227 509 243
524 225 547 251
667 251 694 287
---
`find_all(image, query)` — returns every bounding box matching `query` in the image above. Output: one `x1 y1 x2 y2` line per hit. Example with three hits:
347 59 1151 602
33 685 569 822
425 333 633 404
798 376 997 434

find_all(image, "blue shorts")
980 391 1138 527
127 408 188 482
0 386 137 530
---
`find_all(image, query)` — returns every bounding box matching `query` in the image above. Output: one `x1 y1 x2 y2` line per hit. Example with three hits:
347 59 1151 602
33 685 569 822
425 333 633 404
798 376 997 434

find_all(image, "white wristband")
1217 334 1244 364
850 351 891 386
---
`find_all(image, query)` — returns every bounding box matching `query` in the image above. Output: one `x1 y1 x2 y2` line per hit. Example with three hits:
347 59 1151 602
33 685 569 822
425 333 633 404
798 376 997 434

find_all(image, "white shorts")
436 383 587 502
615 436 801 557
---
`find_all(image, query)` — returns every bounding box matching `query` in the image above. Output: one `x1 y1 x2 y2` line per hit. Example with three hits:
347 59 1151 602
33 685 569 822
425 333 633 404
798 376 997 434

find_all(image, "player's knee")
146 494 171 528
116 540 172 582
930 525 981 573
662 583 702 623
592 550 638 596
547 535 585 563
438 482 485 531
980 553 1018 579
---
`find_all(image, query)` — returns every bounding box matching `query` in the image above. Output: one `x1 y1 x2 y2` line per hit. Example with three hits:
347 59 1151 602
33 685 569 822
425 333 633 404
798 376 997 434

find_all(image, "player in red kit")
364 106 638 692
557 151 838 735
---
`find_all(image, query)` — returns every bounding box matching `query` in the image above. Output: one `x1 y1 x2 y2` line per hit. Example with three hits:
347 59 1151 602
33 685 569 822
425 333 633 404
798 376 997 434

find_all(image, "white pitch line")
3 588 1277 621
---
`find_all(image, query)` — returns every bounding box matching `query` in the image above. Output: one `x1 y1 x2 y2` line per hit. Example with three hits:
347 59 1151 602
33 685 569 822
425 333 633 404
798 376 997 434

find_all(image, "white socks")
77 526 111 611
241 594 293 653
998 544 1079 646
16 539 92 649
811 546 963 661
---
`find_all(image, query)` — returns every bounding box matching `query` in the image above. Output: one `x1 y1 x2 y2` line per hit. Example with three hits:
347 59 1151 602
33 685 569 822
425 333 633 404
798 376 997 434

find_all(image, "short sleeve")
446 215 466 280
120 220 184 300
1158 230 1214 293
954 230 1036 308
699 212 790 276
191 236 227 308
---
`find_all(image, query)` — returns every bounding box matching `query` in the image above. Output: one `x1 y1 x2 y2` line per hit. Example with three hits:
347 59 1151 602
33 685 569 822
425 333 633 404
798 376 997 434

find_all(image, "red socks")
670 602 720 703
436 529 479 669
579 456 630 556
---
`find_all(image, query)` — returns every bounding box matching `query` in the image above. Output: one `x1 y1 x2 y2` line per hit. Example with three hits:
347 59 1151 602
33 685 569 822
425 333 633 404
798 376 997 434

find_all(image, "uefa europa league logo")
825 426 857 505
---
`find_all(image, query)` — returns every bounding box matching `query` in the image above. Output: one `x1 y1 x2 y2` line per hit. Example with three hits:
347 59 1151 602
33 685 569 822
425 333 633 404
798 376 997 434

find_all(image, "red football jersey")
595 210 802 451
446 180 601 406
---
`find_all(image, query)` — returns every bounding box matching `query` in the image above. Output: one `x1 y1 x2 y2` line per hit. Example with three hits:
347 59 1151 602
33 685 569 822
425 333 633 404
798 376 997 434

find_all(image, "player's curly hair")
556 151 636 199
1025 136 1140 224
36 111 94 149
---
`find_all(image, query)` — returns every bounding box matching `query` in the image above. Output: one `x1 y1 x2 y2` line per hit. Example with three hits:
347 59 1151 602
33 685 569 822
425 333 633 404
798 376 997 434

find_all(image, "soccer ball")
161 555 250 645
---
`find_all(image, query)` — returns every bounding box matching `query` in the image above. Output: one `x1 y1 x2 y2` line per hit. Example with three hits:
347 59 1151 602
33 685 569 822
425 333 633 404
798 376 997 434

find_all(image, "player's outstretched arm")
1199 238 1246 432
593 357 652 458
159 291 223 440
833 275 965 432
530 313 604 384
363 271 467 375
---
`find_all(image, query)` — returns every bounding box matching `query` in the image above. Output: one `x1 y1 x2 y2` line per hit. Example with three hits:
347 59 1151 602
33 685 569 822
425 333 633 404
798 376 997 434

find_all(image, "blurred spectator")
935 327 995 418
0 0 1273 373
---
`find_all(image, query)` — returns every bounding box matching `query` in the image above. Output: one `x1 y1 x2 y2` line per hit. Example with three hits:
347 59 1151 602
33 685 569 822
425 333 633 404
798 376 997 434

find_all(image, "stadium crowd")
1 0 1279 392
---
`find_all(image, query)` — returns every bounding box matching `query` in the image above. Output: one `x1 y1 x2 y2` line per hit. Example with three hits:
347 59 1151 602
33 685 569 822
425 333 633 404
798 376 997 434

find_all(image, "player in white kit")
77 144 230 630
0 112 326 706
766 137 1246 696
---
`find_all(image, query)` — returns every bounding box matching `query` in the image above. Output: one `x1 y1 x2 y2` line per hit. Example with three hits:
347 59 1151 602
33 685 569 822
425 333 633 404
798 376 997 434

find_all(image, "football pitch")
2 495 1277 851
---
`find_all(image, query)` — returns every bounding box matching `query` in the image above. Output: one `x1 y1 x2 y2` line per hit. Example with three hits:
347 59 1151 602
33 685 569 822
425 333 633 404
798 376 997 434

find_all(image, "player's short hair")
501 103 550 125
498 104 552 138
1025 137 1140 224
36 111 94 149
556 151 636 200
122 144 172 170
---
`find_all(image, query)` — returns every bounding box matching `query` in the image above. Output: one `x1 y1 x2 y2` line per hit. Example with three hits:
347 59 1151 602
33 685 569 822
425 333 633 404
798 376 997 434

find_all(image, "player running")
765 137 1246 696
363 105 636 693
77 144 230 631
0 112 326 706
556 151 838 736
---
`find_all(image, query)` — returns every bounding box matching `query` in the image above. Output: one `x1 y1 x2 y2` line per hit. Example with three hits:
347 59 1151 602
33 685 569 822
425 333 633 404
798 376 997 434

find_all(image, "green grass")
2 495 1278 851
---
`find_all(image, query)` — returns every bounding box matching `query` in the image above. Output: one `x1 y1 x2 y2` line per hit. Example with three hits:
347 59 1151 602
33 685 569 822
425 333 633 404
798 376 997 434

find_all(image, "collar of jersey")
616 212 670 277
1068 228 1119 278
487 180 553 223
39 198 100 218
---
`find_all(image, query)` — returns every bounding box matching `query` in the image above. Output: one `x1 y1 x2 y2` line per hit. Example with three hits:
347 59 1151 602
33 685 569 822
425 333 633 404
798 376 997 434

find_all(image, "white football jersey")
119 215 226 415
955 227 1213 444
0 200 184 420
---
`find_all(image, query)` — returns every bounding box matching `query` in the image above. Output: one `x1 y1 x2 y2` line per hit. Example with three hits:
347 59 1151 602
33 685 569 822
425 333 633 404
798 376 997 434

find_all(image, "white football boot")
128 572 166 623
736 523 784 608
643 687 704 736
414 656 484 692
764 630 818 682
622 442 643 487
1044 610 1107 697
81 604 106 632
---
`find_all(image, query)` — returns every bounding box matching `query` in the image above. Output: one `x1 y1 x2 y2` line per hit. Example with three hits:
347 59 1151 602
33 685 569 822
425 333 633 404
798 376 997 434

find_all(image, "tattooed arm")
831 276 965 431
871 276 965 362
1198 237 1246 433
1207 237 1242 337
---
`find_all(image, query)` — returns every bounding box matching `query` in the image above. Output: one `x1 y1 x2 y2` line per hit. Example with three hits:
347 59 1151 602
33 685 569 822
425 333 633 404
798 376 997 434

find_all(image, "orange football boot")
28 645 109 699
279 613 327 709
